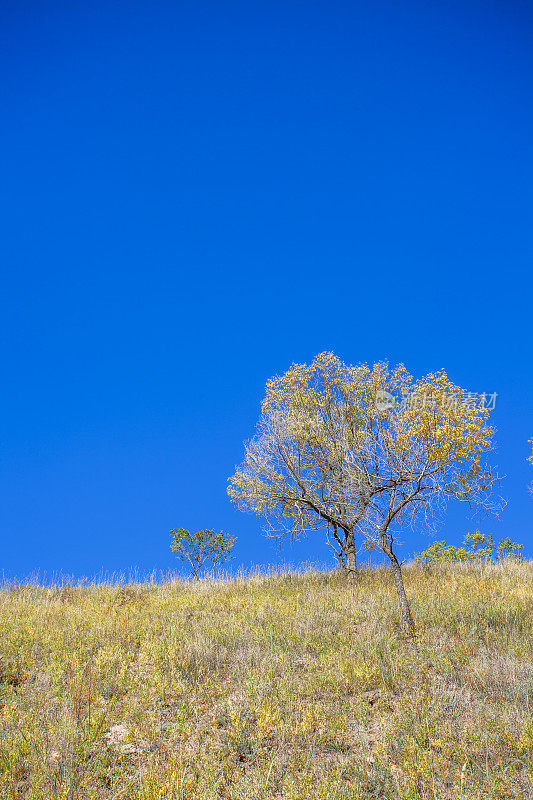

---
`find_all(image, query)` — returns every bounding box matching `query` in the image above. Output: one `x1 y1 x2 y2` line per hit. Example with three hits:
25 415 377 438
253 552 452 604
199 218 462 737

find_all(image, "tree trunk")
345 528 357 582
382 540 414 634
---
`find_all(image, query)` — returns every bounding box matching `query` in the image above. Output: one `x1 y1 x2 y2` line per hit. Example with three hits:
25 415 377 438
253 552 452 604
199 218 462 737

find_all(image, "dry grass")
0 560 532 799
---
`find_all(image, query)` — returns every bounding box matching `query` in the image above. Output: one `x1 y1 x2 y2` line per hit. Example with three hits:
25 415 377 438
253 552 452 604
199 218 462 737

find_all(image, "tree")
229 353 497 633
170 527 236 580
228 353 417 581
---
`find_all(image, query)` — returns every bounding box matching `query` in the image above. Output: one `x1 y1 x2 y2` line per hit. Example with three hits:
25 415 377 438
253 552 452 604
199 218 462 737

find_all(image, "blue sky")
1 1 532 580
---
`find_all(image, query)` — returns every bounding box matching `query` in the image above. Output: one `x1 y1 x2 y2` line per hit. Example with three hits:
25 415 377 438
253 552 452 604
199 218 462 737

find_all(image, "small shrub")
170 527 236 579
414 531 523 567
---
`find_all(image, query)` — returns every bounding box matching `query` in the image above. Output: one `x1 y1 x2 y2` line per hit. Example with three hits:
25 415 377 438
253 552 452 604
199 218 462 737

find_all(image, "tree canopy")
229 352 497 630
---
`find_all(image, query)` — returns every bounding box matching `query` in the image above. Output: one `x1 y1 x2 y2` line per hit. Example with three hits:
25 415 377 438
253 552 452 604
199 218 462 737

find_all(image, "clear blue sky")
1 1 532 580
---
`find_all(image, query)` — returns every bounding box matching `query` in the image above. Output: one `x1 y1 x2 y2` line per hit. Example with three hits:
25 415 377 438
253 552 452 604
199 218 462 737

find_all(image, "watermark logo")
374 390 498 412
375 390 396 411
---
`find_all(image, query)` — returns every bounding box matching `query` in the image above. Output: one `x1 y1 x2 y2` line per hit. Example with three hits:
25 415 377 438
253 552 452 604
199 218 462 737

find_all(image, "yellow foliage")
228 352 495 545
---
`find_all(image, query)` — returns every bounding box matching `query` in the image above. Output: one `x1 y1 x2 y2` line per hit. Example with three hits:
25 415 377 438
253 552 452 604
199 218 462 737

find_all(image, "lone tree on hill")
228 353 498 633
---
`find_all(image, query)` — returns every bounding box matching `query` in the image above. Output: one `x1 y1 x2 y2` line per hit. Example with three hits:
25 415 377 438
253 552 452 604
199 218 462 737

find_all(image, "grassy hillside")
0 561 532 800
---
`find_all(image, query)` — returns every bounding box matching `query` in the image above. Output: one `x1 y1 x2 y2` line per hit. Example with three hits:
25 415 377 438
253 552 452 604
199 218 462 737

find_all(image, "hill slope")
1 561 532 799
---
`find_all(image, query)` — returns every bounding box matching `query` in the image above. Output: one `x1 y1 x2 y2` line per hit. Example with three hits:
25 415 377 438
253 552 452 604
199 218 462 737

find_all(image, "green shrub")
414 531 523 567
170 527 236 579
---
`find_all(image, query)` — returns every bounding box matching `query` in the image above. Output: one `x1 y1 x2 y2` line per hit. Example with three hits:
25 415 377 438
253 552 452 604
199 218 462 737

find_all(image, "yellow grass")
0 560 532 799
